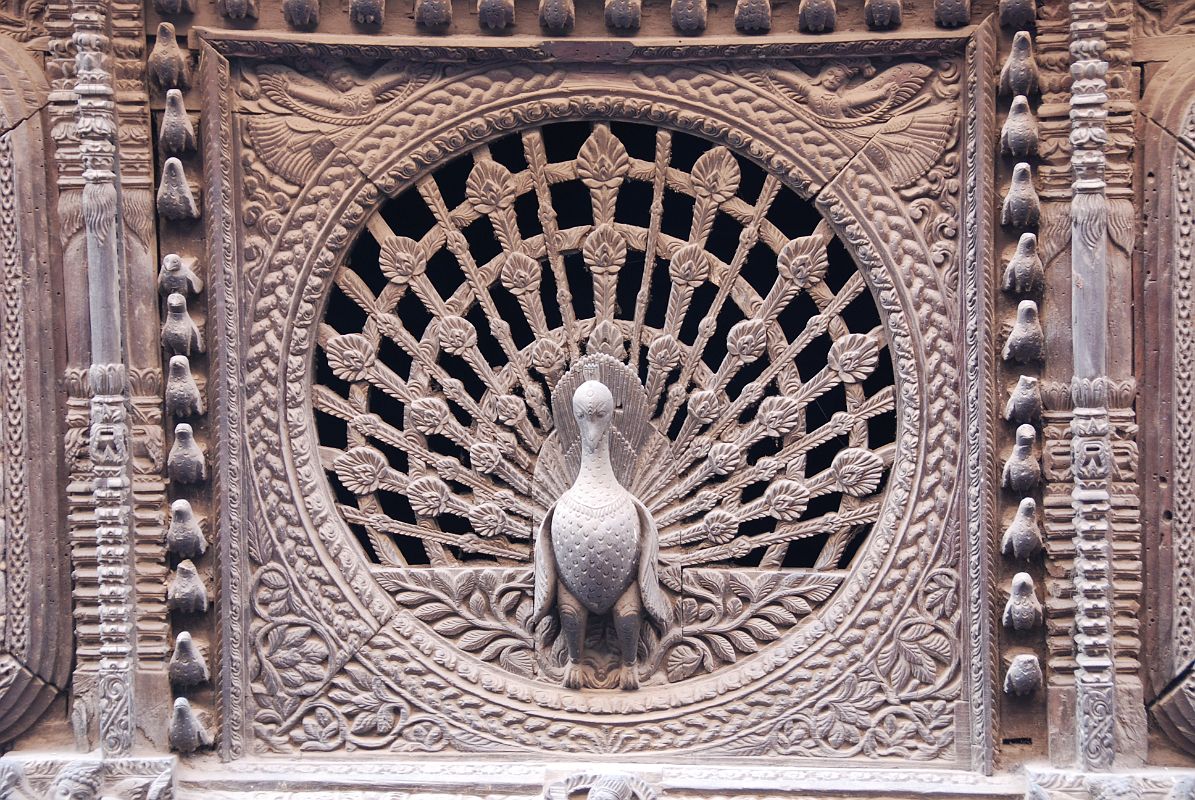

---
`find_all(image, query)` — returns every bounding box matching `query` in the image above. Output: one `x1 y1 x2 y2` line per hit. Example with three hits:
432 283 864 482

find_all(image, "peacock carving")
315 120 899 689
532 373 672 690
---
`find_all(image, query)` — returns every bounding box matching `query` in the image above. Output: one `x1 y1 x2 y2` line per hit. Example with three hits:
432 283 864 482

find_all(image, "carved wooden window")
209 35 994 763
312 121 896 685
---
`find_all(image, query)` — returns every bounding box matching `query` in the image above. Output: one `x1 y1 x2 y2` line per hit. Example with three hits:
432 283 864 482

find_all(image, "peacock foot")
619 664 640 691
563 663 585 689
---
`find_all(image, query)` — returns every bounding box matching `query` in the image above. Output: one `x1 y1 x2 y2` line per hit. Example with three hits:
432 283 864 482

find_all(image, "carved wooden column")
71 0 138 757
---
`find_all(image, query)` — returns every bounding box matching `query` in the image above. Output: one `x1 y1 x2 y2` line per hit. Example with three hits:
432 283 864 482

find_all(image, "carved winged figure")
762 61 935 126
245 62 431 186
531 379 672 690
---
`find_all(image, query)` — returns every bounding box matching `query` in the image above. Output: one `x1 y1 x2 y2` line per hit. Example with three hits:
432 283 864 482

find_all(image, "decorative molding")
0 33 71 746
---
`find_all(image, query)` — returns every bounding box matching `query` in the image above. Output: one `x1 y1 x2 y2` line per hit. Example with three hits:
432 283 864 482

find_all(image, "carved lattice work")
315 122 895 575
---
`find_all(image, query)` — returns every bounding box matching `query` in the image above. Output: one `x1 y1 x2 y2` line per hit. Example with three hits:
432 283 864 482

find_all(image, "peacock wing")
859 109 957 189
847 63 934 116
531 505 557 624
245 116 328 187
633 498 672 629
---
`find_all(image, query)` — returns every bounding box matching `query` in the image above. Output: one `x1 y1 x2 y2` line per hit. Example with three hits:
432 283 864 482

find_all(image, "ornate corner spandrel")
201 28 996 766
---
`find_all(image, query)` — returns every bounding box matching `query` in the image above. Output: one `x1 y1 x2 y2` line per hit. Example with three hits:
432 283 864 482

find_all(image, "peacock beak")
581 420 602 453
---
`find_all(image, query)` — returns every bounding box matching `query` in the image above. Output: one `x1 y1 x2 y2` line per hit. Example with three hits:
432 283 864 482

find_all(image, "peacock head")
573 379 614 455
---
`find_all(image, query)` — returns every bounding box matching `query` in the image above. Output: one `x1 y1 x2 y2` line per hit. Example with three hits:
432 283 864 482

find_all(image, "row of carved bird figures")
152 85 217 751
997 13 1045 702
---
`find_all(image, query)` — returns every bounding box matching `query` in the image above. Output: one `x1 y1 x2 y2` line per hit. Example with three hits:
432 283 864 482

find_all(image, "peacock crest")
315 121 897 687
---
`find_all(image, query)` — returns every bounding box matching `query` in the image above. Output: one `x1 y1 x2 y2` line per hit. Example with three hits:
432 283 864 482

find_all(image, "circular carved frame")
236 60 969 757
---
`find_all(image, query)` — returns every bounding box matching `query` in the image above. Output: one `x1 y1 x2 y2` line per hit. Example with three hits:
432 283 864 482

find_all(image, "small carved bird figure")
864 0 900 29
169 697 213 753
1002 497 1044 559
159 253 204 296
217 0 258 19
1004 653 1042 696
1001 95 1039 157
1002 572 1043 631
283 0 320 27
159 90 196 155
168 422 206 484
1003 300 1043 363
1004 375 1042 424
162 292 203 357
532 380 672 691
1002 424 1041 492
999 31 1039 96
166 355 204 418
998 0 1034 31
1001 162 1040 229
798 0 836 32
1002 232 1045 295
148 22 189 91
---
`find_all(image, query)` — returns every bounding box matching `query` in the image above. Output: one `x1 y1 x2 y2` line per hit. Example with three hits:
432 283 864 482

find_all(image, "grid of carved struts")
313 121 897 685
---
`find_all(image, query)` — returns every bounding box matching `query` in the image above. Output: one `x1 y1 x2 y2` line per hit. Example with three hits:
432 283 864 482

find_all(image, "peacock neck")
576 434 617 486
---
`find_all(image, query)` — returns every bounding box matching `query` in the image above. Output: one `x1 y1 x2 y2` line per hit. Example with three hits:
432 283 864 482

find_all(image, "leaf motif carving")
379 235 427 284
324 333 376 382
582 223 627 275
575 125 629 192
465 159 515 214
690 146 740 203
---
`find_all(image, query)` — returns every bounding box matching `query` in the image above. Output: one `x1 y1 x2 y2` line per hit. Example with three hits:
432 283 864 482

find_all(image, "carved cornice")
194 27 974 63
